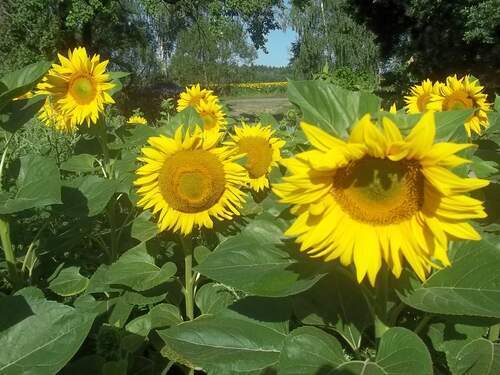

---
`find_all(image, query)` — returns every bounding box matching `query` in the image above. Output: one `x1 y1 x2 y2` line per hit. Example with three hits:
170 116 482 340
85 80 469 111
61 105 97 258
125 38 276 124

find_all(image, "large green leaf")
0 95 46 132
0 61 51 108
130 211 159 242
195 282 236 315
0 155 61 214
278 326 347 374
434 109 474 143
60 175 118 217
293 270 372 350
0 295 95 375
375 327 433 375
107 243 177 291
287 80 381 137
448 338 500 375
398 238 500 318
48 266 89 297
126 303 183 337
195 221 326 297
279 326 431 375
60 154 97 173
157 314 286 374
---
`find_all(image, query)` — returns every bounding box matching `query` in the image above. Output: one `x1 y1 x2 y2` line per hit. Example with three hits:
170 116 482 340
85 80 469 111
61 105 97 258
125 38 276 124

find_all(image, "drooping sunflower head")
196 97 227 134
273 112 488 286
134 127 248 235
226 122 286 192
177 84 215 112
404 79 442 113
38 97 75 133
428 75 491 136
36 47 115 127
127 115 147 125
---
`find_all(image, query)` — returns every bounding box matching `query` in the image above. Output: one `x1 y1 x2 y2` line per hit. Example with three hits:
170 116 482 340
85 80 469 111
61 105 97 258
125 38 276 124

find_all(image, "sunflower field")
1 48 500 375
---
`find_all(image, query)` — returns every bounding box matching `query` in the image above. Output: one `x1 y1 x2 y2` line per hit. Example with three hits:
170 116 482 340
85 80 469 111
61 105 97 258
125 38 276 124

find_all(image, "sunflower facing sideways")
226 123 285 192
404 79 442 113
37 47 115 127
273 112 489 286
134 127 248 235
428 75 491 136
127 115 147 125
38 97 74 132
196 97 227 134
176 84 216 112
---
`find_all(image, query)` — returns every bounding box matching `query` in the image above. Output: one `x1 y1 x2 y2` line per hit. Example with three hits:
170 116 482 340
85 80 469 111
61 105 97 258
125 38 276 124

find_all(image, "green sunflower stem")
374 267 390 340
0 216 21 291
180 234 195 321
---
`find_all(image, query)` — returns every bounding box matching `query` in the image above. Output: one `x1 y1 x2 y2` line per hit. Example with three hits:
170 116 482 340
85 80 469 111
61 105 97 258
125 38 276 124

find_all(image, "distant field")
222 95 291 117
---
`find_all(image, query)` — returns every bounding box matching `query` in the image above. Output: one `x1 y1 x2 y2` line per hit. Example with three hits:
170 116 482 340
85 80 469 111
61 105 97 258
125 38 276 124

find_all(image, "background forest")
1 0 499 98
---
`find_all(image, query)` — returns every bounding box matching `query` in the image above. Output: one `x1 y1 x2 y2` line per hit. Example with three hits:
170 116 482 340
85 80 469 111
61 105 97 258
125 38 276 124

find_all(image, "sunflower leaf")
397 237 500 318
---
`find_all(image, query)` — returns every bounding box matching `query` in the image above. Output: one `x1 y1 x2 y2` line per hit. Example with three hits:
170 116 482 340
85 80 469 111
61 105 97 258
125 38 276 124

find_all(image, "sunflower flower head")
38 97 75 133
134 126 248 235
196 97 227 134
36 47 115 128
273 113 488 286
177 84 215 112
428 75 491 136
226 122 285 192
404 79 442 113
127 115 147 125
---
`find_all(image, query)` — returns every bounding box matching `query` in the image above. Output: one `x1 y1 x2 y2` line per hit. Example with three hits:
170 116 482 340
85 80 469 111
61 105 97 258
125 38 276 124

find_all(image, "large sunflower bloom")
428 75 491 136
273 112 488 285
226 123 285 192
37 47 115 127
404 79 442 113
38 97 75 133
196 97 227 134
135 127 248 235
177 84 216 112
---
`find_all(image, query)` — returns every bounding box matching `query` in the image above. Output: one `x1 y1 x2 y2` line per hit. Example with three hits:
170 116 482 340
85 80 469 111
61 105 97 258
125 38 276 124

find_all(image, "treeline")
1 0 498 94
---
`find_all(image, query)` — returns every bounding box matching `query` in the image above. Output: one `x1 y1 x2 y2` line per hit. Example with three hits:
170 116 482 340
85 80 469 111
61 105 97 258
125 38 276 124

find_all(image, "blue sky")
255 28 297 67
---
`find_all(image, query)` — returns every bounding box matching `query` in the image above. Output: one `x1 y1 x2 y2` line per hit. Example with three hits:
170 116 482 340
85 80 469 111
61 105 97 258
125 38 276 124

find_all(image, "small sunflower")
226 123 285 192
36 47 115 127
135 127 248 235
196 97 227 134
127 115 147 125
38 97 75 133
177 84 215 112
428 75 491 136
273 113 488 285
405 79 443 113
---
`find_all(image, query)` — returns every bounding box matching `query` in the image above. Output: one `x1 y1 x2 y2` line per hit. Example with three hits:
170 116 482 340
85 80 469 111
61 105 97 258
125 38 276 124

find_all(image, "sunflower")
226 123 285 192
36 47 115 127
38 97 75 133
127 115 147 125
134 127 248 235
196 97 227 134
428 75 491 136
177 84 216 112
273 113 488 285
404 79 442 113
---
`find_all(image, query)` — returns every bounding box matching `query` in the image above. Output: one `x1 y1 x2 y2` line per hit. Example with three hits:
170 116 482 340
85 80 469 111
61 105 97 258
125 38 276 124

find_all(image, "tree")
289 0 379 83
350 0 500 87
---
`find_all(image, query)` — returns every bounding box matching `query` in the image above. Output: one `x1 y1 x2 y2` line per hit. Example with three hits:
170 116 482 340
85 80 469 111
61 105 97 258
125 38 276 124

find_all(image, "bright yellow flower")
273 113 488 286
134 127 248 235
36 47 115 127
196 97 227 134
428 75 491 136
127 115 147 125
177 84 216 112
226 123 285 192
38 97 75 133
405 79 442 113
